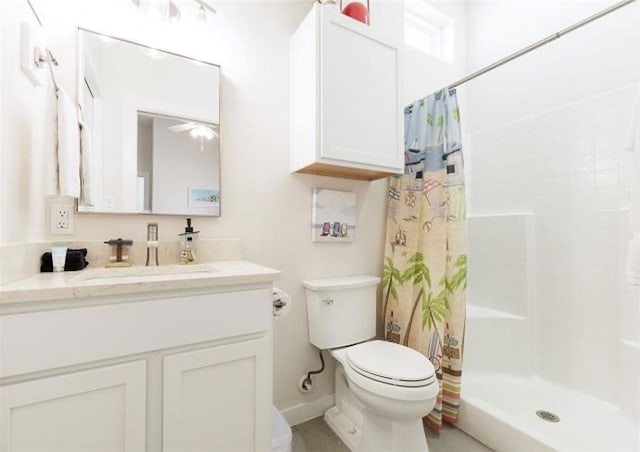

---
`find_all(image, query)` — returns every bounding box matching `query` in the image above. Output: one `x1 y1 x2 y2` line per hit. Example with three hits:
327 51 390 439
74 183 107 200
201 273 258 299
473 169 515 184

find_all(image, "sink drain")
536 410 560 423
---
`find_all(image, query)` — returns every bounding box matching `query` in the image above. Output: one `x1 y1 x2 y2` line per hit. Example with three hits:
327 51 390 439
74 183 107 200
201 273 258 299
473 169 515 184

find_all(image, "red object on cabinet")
341 1 369 25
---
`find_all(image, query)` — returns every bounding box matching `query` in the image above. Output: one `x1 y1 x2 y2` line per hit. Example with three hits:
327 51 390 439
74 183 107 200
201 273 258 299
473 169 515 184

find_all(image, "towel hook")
34 47 58 67
34 47 59 97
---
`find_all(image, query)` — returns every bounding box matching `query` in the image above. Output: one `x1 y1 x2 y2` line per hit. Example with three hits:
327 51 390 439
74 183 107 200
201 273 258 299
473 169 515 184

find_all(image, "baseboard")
280 394 335 426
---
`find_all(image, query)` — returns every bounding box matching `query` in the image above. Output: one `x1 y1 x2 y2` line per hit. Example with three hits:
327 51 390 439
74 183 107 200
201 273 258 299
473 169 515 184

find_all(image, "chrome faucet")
146 223 159 266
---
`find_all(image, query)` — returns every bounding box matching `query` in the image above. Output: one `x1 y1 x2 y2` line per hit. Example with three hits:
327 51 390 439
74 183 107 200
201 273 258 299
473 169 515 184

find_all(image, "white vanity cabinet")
0 361 147 452
290 3 403 181
0 263 278 452
163 338 271 451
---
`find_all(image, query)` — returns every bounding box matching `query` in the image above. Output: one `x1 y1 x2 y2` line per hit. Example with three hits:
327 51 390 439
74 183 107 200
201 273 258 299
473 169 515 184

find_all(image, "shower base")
457 372 638 452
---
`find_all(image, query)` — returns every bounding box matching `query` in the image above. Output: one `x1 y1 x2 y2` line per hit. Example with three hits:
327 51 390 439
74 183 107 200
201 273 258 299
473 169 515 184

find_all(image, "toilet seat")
348 363 437 387
345 340 437 388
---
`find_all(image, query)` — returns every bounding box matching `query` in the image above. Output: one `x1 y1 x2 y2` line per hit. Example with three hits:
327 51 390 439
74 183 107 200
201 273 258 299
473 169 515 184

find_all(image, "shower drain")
536 410 560 423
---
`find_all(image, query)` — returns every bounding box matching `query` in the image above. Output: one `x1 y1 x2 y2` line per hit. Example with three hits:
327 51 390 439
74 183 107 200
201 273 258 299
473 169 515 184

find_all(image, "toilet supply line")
300 350 325 393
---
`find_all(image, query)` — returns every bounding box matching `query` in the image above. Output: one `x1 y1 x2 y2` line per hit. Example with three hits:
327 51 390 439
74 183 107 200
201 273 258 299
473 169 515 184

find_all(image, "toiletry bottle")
104 238 133 267
179 218 199 264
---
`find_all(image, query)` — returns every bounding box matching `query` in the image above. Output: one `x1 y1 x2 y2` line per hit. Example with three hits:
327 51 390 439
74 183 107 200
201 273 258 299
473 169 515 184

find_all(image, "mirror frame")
76 27 222 217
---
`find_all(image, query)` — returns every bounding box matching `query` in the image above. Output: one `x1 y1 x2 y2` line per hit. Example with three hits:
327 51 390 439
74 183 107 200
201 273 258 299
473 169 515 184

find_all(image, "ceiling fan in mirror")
168 121 219 151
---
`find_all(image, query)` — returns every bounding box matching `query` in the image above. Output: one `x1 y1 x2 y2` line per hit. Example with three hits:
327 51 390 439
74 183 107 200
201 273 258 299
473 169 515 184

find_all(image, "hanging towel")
56 88 80 198
78 105 95 206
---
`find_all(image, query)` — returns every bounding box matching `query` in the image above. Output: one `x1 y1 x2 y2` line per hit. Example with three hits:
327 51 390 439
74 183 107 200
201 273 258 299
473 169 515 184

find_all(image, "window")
405 0 454 63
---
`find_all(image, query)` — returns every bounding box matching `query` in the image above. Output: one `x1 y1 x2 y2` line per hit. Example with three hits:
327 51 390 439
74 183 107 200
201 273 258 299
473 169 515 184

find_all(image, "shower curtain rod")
448 0 637 89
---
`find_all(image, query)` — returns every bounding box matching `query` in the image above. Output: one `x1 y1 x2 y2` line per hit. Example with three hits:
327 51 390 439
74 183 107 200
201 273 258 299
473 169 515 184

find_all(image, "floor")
291 416 493 452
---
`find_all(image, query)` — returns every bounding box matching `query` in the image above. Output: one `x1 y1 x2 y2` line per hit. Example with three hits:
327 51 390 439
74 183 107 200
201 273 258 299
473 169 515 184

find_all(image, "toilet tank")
303 275 380 350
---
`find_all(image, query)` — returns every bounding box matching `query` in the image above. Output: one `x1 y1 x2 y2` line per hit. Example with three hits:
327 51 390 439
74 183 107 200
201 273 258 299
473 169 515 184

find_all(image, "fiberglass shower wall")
463 0 640 423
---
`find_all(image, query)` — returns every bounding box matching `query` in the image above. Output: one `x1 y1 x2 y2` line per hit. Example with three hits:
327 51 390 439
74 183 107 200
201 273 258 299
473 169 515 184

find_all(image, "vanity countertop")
0 260 280 305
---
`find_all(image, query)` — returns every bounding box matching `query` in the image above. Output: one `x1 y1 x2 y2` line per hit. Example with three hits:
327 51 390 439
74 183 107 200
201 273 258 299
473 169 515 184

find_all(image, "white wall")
137 118 152 176
465 0 640 416
0 0 58 243
137 117 152 211
152 117 220 215
3 0 447 417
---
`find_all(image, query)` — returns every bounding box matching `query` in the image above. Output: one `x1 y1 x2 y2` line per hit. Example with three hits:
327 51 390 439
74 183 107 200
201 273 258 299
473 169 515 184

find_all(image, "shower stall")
457 1 640 450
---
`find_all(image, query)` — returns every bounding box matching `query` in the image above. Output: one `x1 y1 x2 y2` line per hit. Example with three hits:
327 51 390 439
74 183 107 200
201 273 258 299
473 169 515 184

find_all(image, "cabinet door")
0 360 146 452
320 16 402 170
163 338 271 452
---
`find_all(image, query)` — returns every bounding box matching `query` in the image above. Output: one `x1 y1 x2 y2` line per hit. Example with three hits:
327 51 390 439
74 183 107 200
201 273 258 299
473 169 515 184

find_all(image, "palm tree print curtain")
383 88 466 429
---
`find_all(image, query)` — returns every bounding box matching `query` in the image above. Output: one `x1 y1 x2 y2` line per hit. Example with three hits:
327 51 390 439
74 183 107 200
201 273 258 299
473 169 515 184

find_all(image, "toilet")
303 275 439 452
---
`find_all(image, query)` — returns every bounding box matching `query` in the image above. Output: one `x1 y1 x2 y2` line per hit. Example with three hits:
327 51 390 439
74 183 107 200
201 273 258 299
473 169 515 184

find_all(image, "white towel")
56 88 80 198
78 105 96 206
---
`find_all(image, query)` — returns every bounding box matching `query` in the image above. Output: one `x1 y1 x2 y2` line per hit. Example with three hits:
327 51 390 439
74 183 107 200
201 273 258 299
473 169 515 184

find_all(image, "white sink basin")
74 264 218 283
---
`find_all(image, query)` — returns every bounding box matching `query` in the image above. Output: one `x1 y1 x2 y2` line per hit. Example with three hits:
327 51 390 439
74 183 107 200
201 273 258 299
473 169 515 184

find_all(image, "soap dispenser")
179 218 199 264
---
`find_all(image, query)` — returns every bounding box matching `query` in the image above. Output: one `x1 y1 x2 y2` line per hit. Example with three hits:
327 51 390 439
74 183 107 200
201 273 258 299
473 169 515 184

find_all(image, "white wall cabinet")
290 3 403 181
0 282 274 452
0 360 147 452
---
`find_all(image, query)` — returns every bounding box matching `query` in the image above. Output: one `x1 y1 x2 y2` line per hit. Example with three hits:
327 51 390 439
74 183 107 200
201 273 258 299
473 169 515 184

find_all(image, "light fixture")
168 121 218 151
196 4 208 23
130 0 214 24
130 0 179 22
189 125 217 151
193 0 217 24
168 1 180 22
190 125 215 140
195 0 217 16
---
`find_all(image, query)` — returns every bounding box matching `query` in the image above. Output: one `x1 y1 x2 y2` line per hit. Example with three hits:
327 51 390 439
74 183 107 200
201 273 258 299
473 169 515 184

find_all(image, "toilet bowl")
329 341 437 451
303 276 439 452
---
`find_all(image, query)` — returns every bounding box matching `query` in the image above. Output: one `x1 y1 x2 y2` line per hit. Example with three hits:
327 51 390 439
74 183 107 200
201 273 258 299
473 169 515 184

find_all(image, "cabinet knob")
322 297 334 305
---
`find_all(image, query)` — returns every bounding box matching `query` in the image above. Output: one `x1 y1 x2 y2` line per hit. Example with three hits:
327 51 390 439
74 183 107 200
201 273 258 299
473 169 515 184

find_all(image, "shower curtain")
383 88 467 429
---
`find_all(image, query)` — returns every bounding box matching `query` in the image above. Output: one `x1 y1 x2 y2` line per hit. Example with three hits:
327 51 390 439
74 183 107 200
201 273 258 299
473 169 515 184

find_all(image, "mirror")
77 29 221 216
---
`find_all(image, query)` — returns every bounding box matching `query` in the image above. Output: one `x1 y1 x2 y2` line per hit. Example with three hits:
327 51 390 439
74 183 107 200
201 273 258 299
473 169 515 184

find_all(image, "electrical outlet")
50 203 75 235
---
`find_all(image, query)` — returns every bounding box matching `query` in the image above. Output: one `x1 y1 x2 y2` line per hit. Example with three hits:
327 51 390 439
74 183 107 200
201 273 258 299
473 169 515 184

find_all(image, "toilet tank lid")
302 275 380 291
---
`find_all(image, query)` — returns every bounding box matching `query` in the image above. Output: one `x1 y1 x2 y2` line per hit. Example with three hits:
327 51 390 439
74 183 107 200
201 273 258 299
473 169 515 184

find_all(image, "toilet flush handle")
322 297 334 305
